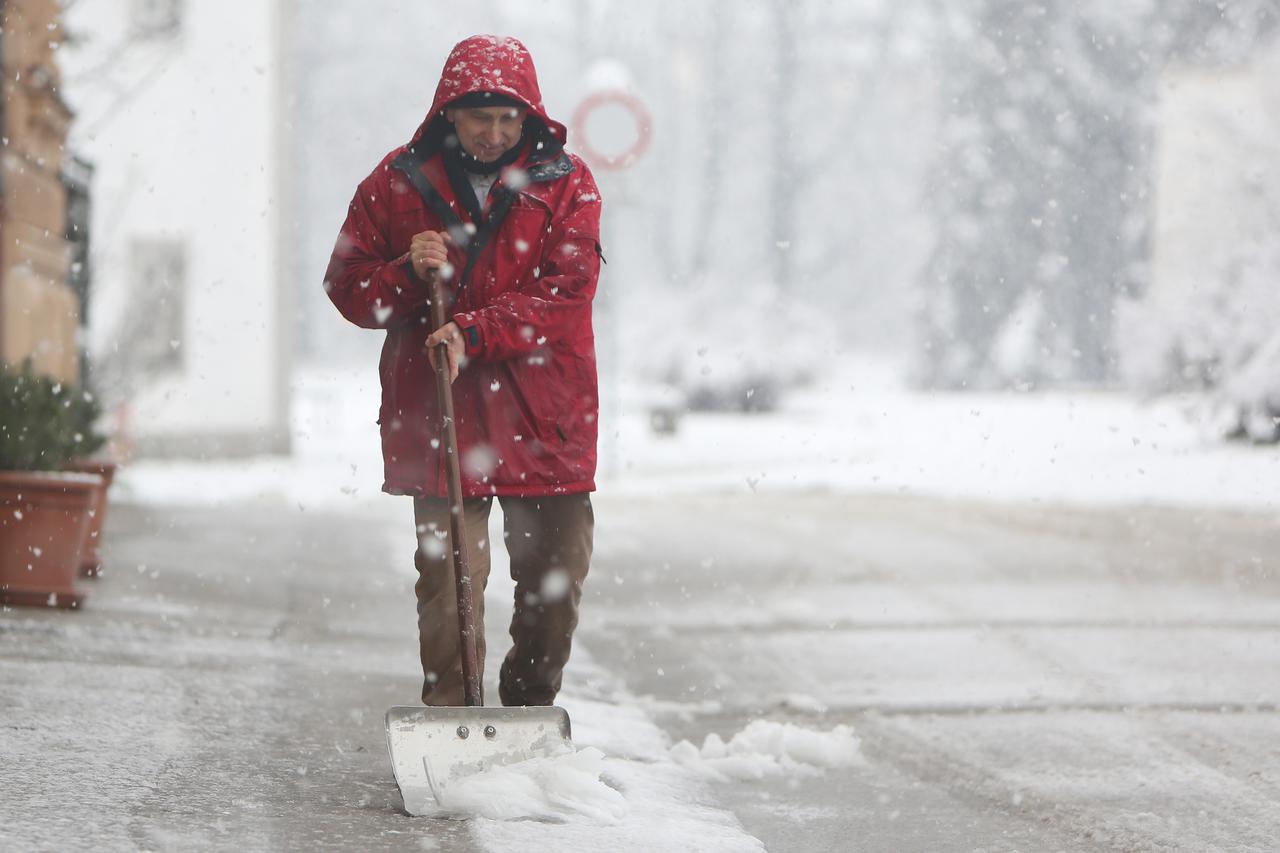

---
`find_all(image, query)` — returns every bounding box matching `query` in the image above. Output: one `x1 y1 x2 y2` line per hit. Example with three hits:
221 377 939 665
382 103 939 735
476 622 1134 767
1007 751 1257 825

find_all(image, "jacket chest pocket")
486 199 550 293
386 184 447 255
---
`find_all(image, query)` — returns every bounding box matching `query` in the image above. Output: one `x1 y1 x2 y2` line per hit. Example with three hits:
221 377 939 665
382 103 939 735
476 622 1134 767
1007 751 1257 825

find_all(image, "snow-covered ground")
96 362 1280 845
115 363 1280 512
9 365 1279 849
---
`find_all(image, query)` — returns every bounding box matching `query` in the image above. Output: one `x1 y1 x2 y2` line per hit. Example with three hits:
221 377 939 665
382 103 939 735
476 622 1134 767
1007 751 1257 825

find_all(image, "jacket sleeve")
452 165 603 361
323 165 430 330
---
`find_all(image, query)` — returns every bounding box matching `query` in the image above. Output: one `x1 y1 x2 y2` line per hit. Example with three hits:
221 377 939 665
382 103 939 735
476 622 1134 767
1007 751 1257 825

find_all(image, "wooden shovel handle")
428 273 483 708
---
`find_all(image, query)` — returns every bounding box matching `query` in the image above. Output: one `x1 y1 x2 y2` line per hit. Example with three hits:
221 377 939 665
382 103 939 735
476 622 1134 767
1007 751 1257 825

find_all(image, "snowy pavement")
586 493 1280 851
3 489 1280 851
1 499 777 852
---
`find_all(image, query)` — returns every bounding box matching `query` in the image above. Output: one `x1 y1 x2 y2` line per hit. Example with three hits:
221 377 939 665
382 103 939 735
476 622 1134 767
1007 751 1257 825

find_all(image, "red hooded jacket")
324 35 603 498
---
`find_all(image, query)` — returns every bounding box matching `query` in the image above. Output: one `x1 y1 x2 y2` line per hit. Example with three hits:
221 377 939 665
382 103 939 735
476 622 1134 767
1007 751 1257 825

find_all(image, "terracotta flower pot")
64 459 118 578
0 470 103 609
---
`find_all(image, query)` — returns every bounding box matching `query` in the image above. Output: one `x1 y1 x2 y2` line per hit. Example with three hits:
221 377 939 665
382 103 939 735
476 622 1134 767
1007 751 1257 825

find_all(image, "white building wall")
1149 51 1280 313
1120 44 1280 415
62 0 290 455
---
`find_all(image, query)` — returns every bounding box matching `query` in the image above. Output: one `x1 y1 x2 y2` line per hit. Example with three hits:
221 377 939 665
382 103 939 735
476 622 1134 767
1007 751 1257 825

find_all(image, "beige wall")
0 0 75 381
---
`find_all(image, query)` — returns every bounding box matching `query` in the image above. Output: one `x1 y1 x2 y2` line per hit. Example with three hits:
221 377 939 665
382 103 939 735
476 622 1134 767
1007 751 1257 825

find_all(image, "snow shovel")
385 271 573 816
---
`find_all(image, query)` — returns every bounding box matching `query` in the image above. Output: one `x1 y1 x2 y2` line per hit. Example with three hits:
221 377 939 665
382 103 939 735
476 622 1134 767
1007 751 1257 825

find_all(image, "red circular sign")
571 90 651 171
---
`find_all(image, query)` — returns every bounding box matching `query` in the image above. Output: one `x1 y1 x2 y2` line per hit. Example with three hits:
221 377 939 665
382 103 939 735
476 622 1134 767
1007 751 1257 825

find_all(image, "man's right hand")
410 231 450 280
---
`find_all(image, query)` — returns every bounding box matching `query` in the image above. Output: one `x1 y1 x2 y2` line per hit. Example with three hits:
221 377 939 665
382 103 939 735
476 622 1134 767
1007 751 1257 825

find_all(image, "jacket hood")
411 35 568 151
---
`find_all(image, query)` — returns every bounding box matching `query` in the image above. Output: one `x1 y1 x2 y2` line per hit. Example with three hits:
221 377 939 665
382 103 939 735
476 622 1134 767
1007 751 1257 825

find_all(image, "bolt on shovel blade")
385 705 572 816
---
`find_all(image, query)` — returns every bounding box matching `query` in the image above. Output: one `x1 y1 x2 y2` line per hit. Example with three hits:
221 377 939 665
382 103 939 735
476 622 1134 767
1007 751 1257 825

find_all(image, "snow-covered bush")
624 278 831 414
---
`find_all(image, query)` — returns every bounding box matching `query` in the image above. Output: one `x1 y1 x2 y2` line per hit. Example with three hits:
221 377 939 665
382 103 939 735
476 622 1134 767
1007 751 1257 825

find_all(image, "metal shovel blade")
385 705 572 816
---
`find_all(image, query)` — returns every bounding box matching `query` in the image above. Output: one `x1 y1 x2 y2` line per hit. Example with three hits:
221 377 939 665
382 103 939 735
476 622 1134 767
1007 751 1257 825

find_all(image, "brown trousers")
412 493 593 707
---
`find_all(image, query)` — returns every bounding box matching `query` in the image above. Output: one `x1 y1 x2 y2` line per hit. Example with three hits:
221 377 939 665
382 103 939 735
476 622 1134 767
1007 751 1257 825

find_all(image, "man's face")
445 105 528 162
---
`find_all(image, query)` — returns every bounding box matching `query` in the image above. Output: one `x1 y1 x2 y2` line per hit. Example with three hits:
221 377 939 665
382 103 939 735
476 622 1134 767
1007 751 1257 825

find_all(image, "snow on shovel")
386 706 573 815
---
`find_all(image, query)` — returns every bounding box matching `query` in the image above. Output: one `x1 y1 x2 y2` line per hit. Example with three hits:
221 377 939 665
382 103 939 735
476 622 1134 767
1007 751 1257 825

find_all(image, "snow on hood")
411 34 568 148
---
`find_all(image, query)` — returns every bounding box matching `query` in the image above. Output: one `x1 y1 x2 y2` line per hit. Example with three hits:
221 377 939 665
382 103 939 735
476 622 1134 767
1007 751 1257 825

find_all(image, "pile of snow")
670 720 863 782
606 375 1280 510
469 650 771 851
433 746 627 824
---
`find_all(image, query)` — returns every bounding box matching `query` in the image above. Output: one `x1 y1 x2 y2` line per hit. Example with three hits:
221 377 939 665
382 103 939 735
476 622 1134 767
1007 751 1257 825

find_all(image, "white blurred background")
55 0 1280 506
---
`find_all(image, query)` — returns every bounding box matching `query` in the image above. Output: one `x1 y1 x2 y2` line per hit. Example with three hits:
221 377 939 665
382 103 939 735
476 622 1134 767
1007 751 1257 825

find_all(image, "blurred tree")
769 0 799 292
918 0 1277 390
688 0 730 280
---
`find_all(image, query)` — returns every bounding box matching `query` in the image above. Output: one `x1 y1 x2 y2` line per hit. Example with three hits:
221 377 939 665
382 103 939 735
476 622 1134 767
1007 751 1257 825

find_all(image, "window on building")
129 239 186 374
63 157 94 327
132 0 182 38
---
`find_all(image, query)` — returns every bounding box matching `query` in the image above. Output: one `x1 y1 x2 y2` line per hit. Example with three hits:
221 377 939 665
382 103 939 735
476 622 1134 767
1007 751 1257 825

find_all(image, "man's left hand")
426 321 467 383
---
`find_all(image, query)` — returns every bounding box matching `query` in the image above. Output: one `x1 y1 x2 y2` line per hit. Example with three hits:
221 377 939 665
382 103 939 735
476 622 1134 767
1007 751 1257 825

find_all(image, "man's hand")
410 231 450 280
426 321 467 383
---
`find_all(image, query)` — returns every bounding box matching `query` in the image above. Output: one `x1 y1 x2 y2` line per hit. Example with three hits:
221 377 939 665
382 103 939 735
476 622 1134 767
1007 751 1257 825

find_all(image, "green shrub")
0 361 107 471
